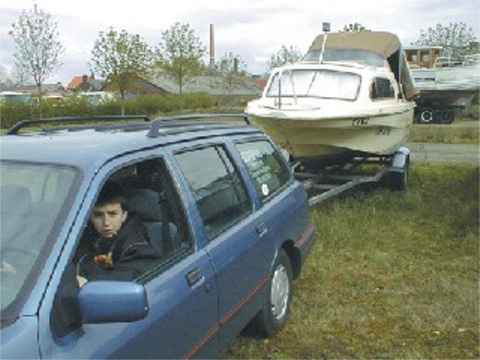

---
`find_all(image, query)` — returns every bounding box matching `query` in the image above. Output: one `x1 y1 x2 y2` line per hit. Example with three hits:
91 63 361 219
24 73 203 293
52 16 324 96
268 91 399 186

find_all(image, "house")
11 83 66 98
102 77 169 98
152 73 262 96
67 74 104 92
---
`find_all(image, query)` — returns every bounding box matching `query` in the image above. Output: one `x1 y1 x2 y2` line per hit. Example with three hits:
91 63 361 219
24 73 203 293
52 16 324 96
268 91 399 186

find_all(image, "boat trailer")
293 147 411 207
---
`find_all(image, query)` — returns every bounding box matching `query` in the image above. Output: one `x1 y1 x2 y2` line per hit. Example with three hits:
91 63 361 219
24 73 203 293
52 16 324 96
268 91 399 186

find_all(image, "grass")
410 120 479 144
228 164 479 359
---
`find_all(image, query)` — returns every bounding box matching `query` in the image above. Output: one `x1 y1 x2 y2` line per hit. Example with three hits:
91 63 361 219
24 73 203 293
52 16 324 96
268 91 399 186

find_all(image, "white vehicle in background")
79 91 115 105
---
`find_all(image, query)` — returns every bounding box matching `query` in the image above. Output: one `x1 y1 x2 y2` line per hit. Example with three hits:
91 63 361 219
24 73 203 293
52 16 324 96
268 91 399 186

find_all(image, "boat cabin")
404 46 443 69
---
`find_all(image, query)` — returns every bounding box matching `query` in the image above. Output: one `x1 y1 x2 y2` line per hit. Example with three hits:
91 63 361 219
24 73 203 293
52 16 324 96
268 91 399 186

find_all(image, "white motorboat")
412 61 480 123
246 31 417 166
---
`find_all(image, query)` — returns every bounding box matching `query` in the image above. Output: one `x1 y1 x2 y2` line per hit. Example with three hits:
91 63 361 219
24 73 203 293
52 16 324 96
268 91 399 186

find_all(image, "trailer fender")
391 146 410 171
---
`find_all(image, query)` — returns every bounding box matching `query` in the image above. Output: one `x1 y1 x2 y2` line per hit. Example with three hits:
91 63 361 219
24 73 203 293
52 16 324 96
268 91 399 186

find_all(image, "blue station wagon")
0 114 316 358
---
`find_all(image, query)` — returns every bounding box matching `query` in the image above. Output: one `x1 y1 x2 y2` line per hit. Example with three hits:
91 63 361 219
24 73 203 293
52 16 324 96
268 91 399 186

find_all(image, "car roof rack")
147 113 251 138
6 115 151 135
5 113 252 137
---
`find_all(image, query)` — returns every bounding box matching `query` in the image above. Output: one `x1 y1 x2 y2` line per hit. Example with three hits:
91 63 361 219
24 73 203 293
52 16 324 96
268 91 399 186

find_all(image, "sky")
0 0 479 84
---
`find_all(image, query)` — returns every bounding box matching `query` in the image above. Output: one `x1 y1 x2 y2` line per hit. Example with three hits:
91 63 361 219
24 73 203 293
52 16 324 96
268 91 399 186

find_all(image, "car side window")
235 140 291 202
74 158 191 285
175 145 251 240
370 77 395 99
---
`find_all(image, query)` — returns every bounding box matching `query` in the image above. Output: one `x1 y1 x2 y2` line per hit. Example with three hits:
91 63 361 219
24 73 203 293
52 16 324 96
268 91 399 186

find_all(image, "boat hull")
249 109 414 165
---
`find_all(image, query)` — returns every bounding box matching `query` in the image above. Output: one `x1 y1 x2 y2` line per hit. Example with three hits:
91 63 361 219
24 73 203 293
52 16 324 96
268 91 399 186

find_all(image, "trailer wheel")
388 157 409 191
419 109 434 123
445 110 455 124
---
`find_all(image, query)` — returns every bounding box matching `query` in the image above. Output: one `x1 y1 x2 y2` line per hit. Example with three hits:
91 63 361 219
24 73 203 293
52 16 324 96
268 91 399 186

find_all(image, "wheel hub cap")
270 264 289 320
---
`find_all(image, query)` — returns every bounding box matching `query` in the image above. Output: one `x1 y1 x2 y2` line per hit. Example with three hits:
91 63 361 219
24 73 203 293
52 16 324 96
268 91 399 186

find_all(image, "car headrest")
0 185 32 215
127 189 165 222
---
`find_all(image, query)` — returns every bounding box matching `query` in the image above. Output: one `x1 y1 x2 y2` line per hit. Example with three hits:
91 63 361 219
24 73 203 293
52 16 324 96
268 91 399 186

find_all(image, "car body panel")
1 121 315 358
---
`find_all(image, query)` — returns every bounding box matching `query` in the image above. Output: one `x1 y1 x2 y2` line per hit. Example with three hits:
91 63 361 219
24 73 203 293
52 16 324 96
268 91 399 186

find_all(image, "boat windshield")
0 161 78 317
266 69 361 100
303 49 385 67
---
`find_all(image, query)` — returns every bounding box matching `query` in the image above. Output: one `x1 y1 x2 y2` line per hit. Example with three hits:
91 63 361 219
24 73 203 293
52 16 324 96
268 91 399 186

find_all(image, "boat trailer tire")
419 109 434 123
388 148 410 191
253 249 293 337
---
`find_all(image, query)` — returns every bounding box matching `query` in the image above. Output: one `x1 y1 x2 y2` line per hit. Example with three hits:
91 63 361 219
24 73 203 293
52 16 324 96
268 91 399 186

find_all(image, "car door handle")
186 268 204 287
256 223 268 238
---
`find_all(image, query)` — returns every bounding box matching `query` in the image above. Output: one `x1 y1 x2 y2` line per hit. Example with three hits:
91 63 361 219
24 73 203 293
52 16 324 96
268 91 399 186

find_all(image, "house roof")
67 76 83 89
67 76 104 91
152 74 261 96
9 83 66 96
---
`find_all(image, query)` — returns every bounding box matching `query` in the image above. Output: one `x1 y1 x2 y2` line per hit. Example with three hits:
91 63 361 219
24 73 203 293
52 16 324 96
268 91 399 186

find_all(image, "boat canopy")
304 31 417 100
307 31 401 58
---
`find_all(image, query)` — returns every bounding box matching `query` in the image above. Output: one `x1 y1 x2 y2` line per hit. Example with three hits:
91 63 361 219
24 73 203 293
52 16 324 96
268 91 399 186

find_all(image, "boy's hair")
96 181 127 210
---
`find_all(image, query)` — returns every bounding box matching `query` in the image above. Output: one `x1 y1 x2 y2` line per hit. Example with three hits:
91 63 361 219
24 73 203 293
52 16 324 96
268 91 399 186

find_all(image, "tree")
155 22 206 95
11 63 32 86
343 23 369 32
268 45 303 70
9 4 64 99
216 52 248 95
90 28 153 115
412 22 477 58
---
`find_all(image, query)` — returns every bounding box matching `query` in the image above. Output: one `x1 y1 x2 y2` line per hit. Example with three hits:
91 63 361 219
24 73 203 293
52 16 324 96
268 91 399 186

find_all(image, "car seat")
126 189 181 256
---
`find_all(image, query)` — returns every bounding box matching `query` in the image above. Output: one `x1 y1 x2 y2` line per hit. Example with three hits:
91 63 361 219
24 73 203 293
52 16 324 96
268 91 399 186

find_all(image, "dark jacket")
77 215 161 281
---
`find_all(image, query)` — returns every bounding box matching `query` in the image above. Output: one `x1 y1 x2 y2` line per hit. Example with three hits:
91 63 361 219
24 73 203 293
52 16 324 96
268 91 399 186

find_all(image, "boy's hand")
94 252 114 268
77 275 88 287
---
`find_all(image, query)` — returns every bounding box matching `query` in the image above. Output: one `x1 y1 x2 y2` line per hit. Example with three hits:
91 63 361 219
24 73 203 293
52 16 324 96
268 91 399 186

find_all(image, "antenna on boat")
319 22 330 64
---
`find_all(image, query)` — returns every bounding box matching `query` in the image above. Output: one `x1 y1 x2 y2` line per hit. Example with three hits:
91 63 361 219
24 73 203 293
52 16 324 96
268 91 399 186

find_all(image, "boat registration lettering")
352 118 369 127
376 127 391 136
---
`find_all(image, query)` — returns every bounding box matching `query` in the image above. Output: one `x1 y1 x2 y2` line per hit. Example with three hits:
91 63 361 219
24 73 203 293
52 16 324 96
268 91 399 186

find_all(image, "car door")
173 142 272 348
38 152 219 359
235 138 309 256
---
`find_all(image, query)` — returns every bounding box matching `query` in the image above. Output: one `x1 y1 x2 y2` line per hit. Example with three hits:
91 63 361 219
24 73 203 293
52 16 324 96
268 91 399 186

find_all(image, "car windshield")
266 69 361 100
0 161 78 314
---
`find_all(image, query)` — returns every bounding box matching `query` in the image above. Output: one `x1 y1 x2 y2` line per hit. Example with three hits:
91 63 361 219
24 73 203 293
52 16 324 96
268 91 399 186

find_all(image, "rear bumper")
294 223 316 264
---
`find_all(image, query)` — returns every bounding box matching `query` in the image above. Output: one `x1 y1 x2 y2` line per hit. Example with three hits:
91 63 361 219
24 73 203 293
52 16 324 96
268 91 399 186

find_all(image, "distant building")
67 74 104 92
152 73 262 96
11 83 66 97
102 77 169 98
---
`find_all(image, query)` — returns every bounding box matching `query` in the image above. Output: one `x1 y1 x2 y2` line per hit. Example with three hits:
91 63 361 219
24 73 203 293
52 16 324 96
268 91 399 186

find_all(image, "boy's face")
90 202 128 239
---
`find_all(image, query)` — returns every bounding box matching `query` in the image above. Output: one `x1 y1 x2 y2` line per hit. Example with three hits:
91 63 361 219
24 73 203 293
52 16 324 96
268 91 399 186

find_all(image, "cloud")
1 0 478 81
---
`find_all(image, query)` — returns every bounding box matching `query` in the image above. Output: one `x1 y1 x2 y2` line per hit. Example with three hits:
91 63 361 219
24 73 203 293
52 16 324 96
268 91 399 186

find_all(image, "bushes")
0 92 216 129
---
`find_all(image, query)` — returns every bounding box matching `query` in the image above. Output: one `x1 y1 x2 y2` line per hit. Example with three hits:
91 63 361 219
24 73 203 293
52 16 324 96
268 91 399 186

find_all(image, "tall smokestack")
209 24 215 69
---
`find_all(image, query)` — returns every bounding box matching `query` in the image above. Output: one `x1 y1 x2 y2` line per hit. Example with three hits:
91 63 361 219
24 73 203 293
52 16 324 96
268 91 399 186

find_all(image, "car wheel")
254 249 293 337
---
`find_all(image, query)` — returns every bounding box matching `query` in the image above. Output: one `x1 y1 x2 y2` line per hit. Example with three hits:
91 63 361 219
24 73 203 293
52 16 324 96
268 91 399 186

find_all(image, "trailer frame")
294 147 411 207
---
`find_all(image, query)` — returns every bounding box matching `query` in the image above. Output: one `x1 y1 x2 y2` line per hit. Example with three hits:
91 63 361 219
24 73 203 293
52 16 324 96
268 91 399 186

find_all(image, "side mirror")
79 281 148 324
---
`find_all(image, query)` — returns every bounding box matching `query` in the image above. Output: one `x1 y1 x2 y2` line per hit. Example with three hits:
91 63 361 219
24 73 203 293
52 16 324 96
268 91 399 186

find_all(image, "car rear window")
236 141 291 202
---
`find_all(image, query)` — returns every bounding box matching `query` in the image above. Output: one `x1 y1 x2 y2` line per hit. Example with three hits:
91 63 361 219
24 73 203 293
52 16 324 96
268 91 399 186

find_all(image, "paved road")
407 143 479 165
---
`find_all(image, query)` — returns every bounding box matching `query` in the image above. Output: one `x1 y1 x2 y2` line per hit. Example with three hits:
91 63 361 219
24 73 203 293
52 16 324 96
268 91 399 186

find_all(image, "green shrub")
0 93 218 129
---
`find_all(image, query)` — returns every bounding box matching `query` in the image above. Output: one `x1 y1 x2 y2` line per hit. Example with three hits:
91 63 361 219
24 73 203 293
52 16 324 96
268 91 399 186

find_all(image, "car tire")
253 249 293 337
